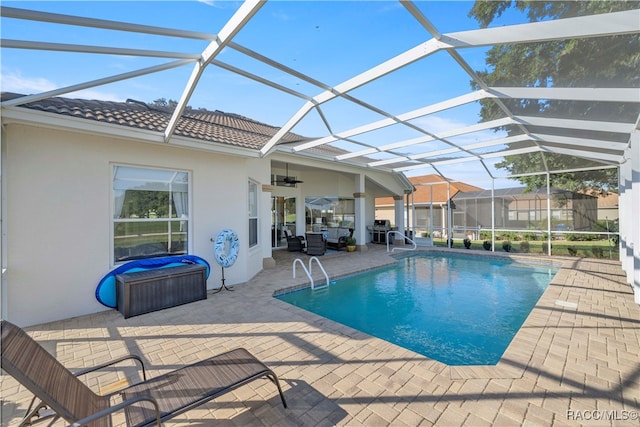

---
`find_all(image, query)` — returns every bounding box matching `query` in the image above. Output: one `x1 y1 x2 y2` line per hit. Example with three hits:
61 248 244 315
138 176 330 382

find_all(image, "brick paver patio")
2 245 639 426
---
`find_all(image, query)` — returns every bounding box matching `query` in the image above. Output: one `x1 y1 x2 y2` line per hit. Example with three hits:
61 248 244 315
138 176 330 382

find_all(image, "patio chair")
305 232 326 256
0 320 287 427
284 229 306 252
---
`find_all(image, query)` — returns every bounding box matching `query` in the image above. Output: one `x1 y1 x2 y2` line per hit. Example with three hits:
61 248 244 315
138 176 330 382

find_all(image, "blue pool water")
276 253 557 365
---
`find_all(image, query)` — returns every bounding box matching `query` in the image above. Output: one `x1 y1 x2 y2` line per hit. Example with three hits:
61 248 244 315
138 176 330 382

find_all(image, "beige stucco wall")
4 124 269 326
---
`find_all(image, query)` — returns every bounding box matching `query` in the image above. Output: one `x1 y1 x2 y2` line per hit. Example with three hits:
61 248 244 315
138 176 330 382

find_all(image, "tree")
151 98 189 109
468 1 639 193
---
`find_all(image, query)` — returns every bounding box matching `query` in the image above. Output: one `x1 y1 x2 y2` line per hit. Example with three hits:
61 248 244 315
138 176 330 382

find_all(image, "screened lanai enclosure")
1 1 639 302
452 187 599 234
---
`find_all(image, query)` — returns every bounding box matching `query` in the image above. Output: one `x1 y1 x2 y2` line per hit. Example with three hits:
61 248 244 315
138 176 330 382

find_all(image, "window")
248 180 258 247
113 166 189 262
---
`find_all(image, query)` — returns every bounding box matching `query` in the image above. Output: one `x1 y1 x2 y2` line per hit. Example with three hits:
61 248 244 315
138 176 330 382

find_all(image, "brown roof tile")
376 174 483 205
2 93 308 150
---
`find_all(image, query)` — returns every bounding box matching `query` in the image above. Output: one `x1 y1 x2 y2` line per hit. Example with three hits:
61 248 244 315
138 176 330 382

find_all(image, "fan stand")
212 267 234 294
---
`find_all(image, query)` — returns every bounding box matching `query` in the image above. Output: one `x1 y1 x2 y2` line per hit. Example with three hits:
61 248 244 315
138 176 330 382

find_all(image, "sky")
1 0 531 186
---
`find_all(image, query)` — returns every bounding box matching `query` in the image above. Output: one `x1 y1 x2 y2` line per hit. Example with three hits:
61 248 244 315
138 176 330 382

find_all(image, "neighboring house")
377 175 604 239
375 174 482 238
1 93 410 326
452 187 599 232
596 192 619 222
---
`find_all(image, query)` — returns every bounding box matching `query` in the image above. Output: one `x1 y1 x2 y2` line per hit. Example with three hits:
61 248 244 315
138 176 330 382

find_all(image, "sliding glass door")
271 196 297 248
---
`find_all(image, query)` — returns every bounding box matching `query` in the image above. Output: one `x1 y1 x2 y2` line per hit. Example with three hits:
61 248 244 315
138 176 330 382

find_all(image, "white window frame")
248 179 259 248
111 164 191 265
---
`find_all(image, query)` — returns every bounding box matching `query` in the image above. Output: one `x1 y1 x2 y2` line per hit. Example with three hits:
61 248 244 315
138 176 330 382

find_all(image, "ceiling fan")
273 163 303 185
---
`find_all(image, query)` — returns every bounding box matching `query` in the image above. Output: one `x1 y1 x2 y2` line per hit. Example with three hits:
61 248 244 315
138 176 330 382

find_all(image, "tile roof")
376 174 483 205
1 93 309 151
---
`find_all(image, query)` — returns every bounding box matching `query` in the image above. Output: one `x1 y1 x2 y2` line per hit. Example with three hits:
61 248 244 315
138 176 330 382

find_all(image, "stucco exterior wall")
4 124 268 326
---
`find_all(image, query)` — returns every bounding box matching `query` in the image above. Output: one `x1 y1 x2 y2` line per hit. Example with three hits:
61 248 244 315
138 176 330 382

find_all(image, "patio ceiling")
1 1 638 182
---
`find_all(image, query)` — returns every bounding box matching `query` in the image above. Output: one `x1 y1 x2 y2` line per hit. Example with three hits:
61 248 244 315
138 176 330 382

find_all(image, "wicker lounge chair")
305 233 326 256
1 320 287 426
284 229 306 252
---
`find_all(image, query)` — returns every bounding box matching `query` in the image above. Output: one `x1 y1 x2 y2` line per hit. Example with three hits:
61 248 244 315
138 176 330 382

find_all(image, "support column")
354 172 367 251
354 192 367 251
629 134 640 303
620 150 631 281
546 172 552 256
491 179 495 252
394 195 405 241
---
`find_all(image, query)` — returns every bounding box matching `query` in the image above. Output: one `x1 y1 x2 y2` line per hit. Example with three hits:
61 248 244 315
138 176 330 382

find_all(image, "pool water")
276 253 557 365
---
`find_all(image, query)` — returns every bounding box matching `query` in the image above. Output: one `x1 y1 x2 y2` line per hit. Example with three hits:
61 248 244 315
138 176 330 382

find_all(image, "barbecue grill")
370 219 393 244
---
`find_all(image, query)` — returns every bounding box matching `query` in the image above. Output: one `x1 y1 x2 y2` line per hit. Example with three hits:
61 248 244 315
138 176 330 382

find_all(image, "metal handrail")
308 256 330 289
387 230 417 253
293 257 330 290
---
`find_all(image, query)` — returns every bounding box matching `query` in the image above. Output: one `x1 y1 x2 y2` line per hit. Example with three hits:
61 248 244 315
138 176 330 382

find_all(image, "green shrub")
480 231 492 241
482 240 492 251
567 246 577 256
519 241 530 253
463 237 471 249
499 232 517 241
592 247 604 258
502 241 512 252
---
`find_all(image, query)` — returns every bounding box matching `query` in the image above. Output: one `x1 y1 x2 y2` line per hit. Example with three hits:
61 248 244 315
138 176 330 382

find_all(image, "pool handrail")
308 256 330 289
292 257 329 290
387 230 417 253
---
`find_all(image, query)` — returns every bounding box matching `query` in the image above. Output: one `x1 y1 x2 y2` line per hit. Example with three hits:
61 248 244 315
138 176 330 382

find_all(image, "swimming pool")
276 252 558 365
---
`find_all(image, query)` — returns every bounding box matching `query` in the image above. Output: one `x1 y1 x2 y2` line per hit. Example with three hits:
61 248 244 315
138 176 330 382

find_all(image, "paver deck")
2 245 639 426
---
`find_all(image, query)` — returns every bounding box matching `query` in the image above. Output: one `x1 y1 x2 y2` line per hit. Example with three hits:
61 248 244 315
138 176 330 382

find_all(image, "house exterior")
1 94 411 326
377 175 604 240
375 174 482 238
451 187 599 232
596 192 619 222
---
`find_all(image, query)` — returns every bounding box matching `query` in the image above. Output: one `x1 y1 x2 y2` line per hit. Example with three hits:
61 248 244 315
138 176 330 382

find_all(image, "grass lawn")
432 238 619 259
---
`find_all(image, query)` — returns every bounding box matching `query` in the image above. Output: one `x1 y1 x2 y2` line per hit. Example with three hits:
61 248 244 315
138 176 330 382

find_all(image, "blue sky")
1 1 529 184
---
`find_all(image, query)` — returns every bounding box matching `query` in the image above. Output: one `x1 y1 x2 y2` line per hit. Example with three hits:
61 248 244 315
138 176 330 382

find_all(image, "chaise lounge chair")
0 320 287 426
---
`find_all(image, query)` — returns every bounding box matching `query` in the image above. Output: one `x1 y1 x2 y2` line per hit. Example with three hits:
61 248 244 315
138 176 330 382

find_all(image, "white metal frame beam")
164 0 265 142
1 2 638 176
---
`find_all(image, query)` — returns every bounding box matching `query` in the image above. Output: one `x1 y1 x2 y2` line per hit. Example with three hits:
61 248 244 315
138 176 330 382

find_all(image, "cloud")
1 69 57 94
411 115 507 144
196 0 238 10
411 115 470 134
66 89 125 102
1 68 125 102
